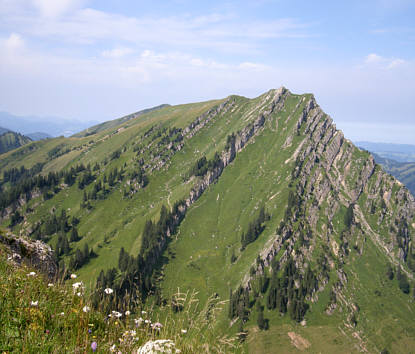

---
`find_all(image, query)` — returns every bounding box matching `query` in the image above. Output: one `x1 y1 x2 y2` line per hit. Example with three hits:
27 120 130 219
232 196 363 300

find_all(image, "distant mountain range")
0 111 98 138
356 141 415 162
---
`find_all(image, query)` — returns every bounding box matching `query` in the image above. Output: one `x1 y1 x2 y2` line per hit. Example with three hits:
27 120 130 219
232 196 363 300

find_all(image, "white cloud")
1 38 414 145
102 47 134 58
238 62 269 71
0 5 310 52
32 0 85 18
365 53 383 64
388 58 405 68
4 33 24 50
364 53 406 69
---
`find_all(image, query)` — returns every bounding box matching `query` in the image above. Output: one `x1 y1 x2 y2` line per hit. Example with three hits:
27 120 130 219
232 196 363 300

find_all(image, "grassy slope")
1 90 415 353
73 104 170 138
0 242 238 353
3 98 227 286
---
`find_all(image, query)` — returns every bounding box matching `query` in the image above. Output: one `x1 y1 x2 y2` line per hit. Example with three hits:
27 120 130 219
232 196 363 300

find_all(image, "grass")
0 244 239 353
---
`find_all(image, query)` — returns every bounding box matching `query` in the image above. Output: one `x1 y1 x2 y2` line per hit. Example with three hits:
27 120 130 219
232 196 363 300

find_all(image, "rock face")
0 232 57 279
237 90 415 296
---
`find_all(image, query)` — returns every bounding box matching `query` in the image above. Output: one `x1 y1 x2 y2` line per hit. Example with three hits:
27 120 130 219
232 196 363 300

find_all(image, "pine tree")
70 227 79 242
345 204 354 228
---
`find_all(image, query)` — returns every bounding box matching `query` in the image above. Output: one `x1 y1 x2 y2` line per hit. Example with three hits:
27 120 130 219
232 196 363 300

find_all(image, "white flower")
138 340 178 354
104 288 114 294
83 306 90 313
72 282 83 290
134 318 143 326
111 311 122 318
76 292 82 297
31 301 38 306
48 283 54 287
110 344 117 352
125 310 131 316
130 330 136 337
70 274 77 279
181 329 187 334
27 272 36 276
144 319 151 324
141 310 147 314
60 312 65 316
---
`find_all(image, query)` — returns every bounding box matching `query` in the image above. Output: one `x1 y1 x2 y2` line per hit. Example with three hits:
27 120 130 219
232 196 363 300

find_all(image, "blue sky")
0 0 414 143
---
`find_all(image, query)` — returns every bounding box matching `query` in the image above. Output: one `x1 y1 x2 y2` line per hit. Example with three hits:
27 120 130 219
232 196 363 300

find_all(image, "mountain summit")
1 88 414 353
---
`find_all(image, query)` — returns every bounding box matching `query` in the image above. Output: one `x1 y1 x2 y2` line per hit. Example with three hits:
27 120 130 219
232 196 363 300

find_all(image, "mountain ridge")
0 87 414 353
73 104 170 138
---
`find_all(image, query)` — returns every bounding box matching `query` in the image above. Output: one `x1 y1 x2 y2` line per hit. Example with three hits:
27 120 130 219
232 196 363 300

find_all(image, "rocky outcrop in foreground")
0 231 57 278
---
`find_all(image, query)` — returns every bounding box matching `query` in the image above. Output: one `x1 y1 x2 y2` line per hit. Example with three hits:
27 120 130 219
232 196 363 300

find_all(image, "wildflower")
76 292 82 297
72 281 83 290
181 329 187 334
83 306 90 313
60 312 65 316
91 341 97 352
104 288 113 294
48 283 54 287
110 344 117 352
151 322 163 331
31 301 38 307
111 310 122 318
27 272 36 276
46 329 50 334
138 340 178 354
130 330 137 337
144 319 150 324
125 310 131 316
134 318 143 327
70 274 77 279
141 310 147 314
